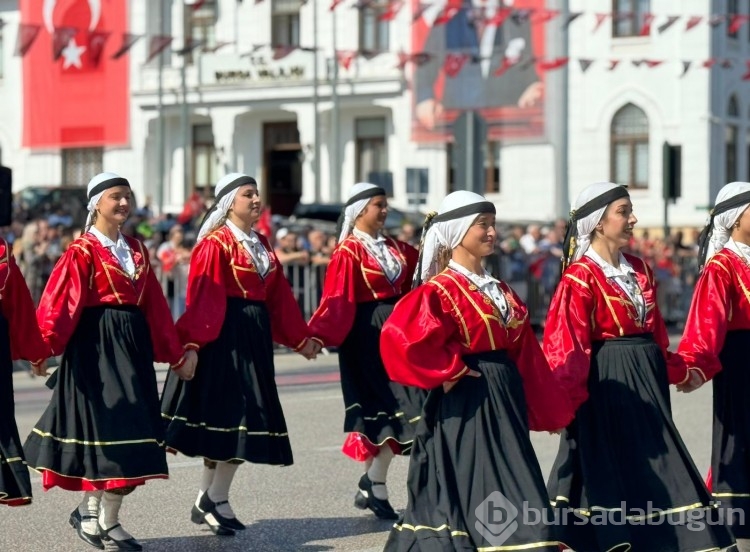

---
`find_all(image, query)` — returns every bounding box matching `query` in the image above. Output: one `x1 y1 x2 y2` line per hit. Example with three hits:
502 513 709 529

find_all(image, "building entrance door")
263 122 302 216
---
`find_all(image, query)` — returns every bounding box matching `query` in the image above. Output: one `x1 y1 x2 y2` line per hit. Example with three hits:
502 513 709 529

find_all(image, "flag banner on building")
21 0 129 149
411 0 546 144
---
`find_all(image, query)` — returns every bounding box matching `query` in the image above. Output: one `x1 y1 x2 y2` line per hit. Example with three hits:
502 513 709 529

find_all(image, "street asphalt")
1 336 718 551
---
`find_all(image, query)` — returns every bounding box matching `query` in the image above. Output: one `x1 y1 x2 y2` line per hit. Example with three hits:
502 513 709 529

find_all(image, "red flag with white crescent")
22 0 129 149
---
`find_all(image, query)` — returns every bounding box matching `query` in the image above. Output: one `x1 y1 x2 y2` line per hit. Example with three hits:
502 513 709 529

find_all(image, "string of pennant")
12 1 750 78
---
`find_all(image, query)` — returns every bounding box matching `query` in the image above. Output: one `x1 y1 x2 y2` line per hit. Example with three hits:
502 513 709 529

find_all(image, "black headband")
413 200 496 287
345 186 386 206
561 186 630 273
88 177 130 200
433 201 496 222
215 175 257 203
697 189 750 269
198 175 258 230
335 186 387 238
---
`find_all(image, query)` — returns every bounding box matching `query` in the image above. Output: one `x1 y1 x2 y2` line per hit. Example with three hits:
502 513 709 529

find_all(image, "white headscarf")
703 181 750 263
197 173 257 242
418 191 494 285
85 172 128 230
338 182 385 243
570 182 626 262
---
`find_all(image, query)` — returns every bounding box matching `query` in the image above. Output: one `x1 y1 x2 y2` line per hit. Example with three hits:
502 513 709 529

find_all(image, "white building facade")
0 0 747 228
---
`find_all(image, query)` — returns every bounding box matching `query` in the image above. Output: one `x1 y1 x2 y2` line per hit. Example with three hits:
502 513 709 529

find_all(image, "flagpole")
156 1 166 215
557 0 570 219
181 56 190 202
331 5 340 202
313 0 321 202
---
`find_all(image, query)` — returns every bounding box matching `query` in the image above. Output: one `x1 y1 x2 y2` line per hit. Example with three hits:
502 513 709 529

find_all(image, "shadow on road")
141 516 393 551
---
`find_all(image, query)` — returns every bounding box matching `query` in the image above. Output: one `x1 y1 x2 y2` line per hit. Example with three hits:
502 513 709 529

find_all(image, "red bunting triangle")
111 33 142 60
87 31 111 67
379 0 404 21
685 16 703 31
537 57 569 72
15 23 41 57
593 13 610 33
52 27 78 60
336 50 357 70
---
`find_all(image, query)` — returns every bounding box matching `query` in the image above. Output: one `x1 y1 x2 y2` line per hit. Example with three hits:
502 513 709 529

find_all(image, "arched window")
727 95 739 182
611 103 649 188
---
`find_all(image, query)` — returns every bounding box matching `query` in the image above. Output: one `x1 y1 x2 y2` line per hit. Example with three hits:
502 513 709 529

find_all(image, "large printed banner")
411 0 546 143
22 0 129 149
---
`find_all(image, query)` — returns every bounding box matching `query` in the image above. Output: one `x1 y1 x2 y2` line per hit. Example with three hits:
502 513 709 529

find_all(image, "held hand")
676 369 704 393
442 369 481 394
176 350 197 381
31 359 49 377
548 428 564 435
299 340 319 360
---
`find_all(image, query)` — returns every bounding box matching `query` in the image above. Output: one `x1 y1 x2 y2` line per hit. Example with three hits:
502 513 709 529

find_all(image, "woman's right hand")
442 369 481 393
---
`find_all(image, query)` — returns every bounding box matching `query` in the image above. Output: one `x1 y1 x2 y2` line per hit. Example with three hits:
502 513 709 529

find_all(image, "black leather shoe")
69 508 104 550
197 493 239 535
97 523 143 551
98 523 143 551
357 473 399 520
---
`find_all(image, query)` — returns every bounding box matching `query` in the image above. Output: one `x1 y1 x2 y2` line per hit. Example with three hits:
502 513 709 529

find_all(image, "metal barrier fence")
152 254 700 329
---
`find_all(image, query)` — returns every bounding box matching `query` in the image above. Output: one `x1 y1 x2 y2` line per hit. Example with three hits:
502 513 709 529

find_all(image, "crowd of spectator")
3 198 700 334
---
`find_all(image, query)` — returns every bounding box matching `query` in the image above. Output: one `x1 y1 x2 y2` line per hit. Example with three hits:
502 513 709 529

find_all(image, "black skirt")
0 312 32 506
712 329 750 538
338 298 426 455
548 334 735 552
161 298 292 465
385 350 559 552
23 306 168 491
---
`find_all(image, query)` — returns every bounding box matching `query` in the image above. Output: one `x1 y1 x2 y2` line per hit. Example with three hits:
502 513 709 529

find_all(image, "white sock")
78 491 102 535
196 465 216 507
99 492 134 541
367 445 394 500
207 462 240 519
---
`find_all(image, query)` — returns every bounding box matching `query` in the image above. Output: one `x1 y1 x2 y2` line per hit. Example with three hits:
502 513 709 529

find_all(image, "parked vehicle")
289 202 424 233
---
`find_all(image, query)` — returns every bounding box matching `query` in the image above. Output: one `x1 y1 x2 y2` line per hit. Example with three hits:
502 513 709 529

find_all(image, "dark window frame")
610 103 650 189
612 0 651 38
359 2 390 51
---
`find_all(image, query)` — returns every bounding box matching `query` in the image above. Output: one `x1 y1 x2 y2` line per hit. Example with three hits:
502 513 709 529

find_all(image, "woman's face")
96 186 132 226
732 205 750 244
358 195 388 232
460 213 497 258
230 184 262 225
596 198 637 249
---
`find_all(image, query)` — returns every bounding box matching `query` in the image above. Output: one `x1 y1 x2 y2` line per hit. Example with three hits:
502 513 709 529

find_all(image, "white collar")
353 227 387 245
88 226 127 249
585 248 635 278
225 219 259 244
448 259 499 285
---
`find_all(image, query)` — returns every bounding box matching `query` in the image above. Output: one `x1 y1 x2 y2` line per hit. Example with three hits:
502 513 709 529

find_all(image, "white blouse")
585 248 646 324
226 219 271 277
352 228 402 282
448 260 510 323
88 226 136 277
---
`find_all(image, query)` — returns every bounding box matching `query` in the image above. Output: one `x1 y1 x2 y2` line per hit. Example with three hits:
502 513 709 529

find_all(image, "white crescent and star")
43 0 101 70
61 38 86 69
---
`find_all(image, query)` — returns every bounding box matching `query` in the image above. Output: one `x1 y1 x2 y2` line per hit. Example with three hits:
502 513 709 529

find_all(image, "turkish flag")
22 0 129 149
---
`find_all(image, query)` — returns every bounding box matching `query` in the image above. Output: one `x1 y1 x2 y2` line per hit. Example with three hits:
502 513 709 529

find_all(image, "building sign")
202 53 306 85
